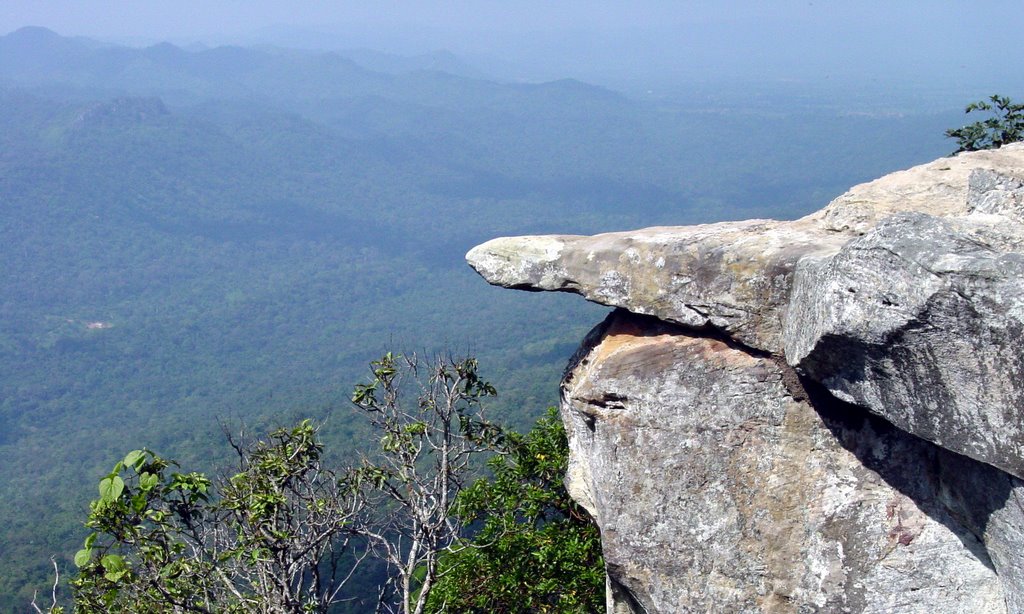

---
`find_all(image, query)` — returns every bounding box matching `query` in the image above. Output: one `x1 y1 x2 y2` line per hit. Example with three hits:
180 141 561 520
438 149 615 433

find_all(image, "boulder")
564 310 1006 613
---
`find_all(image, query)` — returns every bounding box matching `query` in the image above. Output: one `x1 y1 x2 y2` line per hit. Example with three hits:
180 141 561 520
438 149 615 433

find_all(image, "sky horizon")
2 2 1023 95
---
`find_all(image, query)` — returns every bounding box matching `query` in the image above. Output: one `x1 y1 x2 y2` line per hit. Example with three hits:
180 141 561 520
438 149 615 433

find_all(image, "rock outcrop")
467 143 1024 613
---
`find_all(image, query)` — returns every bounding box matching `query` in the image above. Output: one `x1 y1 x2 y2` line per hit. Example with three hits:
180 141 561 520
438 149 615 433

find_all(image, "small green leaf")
139 472 159 491
74 548 92 567
123 450 145 470
84 532 97 549
132 493 147 513
102 554 128 581
99 475 125 502
104 570 128 582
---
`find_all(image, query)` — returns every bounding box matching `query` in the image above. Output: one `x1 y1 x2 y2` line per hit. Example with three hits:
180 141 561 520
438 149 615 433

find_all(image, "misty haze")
1 1 1022 611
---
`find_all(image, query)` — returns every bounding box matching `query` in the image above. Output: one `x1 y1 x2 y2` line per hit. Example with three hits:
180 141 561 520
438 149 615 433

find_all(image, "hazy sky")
1 1 842 39
2 1 1022 91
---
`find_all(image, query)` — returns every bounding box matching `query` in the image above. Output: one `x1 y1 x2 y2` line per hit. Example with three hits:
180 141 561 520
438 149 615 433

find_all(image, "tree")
63 354 607 613
70 421 365 613
425 408 605 613
350 353 506 614
946 94 1024 153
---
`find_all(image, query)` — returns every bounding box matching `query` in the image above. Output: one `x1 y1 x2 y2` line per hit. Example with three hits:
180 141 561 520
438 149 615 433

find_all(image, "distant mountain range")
0 26 620 107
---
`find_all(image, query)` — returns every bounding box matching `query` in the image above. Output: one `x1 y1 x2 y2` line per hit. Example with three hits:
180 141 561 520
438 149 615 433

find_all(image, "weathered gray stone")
934 452 1024 614
784 209 1024 479
810 144 1024 234
987 484 1024 614
466 144 1024 612
563 310 1004 614
967 168 1024 220
467 221 845 352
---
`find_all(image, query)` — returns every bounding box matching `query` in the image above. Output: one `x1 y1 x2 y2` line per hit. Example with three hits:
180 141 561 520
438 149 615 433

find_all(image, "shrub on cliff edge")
946 94 1024 153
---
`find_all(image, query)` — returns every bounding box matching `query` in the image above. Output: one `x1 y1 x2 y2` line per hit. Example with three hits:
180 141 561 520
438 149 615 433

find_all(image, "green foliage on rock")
426 408 605 613
946 94 1024 153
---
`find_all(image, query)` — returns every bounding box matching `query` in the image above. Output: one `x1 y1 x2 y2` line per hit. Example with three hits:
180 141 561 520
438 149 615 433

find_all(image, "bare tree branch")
30 557 60 614
350 352 501 614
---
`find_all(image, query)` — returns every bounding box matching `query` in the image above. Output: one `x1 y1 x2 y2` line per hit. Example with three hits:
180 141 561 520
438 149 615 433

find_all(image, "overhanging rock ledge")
467 143 1024 613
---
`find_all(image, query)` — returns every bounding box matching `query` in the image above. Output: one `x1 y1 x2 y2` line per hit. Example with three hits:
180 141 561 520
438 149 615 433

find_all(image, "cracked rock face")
467 144 1024 612
563 311 1007 614
784 209 1024 478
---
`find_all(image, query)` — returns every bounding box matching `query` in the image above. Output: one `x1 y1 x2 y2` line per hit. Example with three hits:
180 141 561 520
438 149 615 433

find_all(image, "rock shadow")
802 374 1015 572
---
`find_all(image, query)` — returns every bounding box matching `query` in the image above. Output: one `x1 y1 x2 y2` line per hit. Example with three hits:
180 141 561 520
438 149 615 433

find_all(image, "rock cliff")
467 143 1024 613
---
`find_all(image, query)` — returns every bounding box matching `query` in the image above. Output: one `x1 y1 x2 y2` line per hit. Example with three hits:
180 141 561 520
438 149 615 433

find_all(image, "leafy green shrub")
946 94 1024 153
70 423 364 613
426 408 605 613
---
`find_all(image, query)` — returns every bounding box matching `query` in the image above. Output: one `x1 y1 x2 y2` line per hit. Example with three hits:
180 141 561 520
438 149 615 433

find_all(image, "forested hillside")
0 26 960 609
